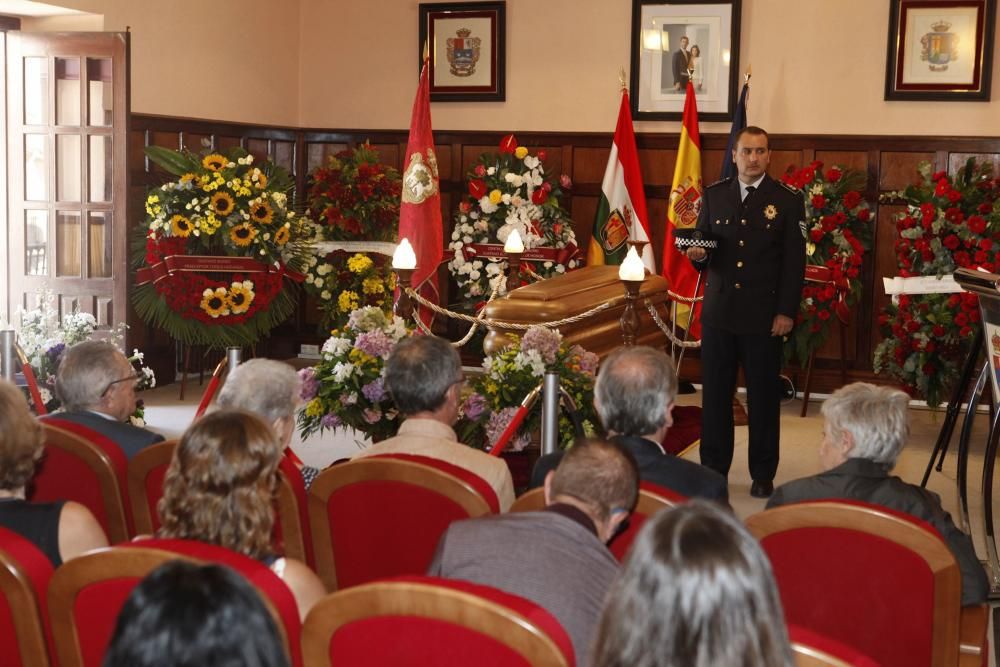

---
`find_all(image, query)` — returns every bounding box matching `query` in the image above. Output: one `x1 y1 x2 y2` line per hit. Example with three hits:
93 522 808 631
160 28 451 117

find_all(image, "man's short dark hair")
734 126 769 149
385 336 462 416
549 438 639 523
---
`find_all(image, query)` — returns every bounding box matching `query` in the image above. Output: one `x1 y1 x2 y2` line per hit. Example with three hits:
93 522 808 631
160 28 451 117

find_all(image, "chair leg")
799 351 815 418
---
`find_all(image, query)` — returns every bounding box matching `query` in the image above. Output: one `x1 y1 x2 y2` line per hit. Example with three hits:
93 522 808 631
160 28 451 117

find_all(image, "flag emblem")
402 149 439 204
669 178 702 229
601 210 631 252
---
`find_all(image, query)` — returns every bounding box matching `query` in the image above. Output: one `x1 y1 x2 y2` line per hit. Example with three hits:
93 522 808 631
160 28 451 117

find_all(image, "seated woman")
157 409 325 619
768 382 989 606
592 501 793 667
104 560 290 667
0 379 108 565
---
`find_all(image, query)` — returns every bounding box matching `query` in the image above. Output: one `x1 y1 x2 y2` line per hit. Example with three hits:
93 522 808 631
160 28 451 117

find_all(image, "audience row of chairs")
15 421 991 666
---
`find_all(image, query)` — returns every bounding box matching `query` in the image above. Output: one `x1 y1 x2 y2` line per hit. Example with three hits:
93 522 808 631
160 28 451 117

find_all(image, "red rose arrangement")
780 161 872 364
874 159 1000 406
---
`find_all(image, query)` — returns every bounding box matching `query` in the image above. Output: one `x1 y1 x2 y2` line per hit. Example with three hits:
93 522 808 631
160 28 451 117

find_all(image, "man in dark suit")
51 340 163 459
686 126 806 498
672 35 690 90
530 346 728 506
429 438 638 667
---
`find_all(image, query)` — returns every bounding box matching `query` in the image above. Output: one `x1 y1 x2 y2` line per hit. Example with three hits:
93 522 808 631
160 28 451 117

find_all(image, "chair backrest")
48 539 303 667
746 500 962 667
509 487 546 513
607 481 685 561
0 527 55 667
308 457 493 590
373 453 501 514
125 439 177 535
275 455 314 568
31 421 131 542
789 624 880 667
301 576 575 667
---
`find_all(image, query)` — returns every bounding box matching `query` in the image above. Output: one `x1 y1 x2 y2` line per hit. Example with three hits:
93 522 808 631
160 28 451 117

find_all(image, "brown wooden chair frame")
301 579 571 667
48 545 292 667
0 544 51 666
38 423 130 543
308 458 492 591
125 440 177 536
746 501 987 667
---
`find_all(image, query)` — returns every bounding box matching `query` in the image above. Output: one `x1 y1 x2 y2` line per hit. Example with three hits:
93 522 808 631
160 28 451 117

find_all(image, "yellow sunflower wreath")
134 146 313 347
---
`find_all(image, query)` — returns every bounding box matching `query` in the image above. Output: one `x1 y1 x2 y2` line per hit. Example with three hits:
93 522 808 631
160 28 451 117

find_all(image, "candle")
392 238 417 269
504 228 525 254
619 246 646 281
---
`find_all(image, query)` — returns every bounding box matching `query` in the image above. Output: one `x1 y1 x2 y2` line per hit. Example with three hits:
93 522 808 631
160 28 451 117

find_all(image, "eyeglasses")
101 372 139 397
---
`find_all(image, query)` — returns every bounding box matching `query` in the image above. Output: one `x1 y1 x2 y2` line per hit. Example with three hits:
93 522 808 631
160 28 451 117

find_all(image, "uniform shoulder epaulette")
777 180 800 194
705 176 733 189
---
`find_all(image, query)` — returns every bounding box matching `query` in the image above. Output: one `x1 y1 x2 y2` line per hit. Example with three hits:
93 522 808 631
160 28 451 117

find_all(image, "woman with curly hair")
592 500 793 667
157 409 325 619
0 379 107 564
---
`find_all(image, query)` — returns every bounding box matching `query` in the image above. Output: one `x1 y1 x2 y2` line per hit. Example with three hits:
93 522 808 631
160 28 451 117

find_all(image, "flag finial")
618 67 627 92
423 40 429 61
745 63 752 83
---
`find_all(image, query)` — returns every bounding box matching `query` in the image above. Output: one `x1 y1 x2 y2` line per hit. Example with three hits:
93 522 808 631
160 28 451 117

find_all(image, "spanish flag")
587 89 654 272
662 81 703 336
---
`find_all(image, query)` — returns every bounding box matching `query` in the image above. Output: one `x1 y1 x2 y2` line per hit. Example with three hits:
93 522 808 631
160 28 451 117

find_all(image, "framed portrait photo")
629 0 742 121
885 0 996 101
418 1 506 102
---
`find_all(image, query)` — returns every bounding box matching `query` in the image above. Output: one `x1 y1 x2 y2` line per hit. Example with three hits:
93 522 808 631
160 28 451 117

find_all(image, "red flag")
662 82 704 337
398 57 443 327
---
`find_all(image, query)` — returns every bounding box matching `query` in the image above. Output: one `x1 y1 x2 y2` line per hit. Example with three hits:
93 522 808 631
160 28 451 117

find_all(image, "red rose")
817 309 831 321
842 191 861 209
542 182 553 193
821 216 836 232
975 251 988 264
474 164 486 177
459 201 471 214
932 325 946 337
943 234 960 250
931 171 947 182
810 228 824 242
979 238 993 251
537 150 548 161
934 179 949 196
925 341 936 353
810 160 824 171
811 194 827 209
825 168 842 182
978 203 993 214
968 215 987 234
955 312 969 326
531 189 547 205
946 189 962 203
906 320 920 333
499 134 518 154
553 223 563 234
960 326 973 337
468 179 487 199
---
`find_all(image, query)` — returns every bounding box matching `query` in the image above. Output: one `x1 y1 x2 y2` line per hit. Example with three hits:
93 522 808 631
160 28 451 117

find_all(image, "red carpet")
662 405 702 457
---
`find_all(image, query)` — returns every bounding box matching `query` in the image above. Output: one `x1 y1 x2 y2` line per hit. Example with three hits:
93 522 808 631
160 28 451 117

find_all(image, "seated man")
215 358 320 488
51 340 163 459
530 345 728 505
768 382 989 606
352 335 515 511
429 438 638 667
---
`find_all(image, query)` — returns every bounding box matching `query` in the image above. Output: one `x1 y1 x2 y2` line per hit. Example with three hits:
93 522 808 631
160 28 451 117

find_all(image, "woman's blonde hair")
158 410 281 559
0 380 44 491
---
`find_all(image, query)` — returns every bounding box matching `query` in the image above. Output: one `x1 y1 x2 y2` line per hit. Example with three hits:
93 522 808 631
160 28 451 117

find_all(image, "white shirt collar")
739 174 765 201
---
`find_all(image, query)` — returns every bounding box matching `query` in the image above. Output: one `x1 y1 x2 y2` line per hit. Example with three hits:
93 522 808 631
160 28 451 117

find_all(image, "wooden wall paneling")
636 148 677 186
180 132 212 152
769 150 802 176
879 152 934 190
369 143 399 170
570 195 599 256
216 135 242 152
702 149 726 184
647 198 669 271
814 150 870 177
245 137 269 163
128 129 146 172
571 146 610 183
433 142 453 181
948 152 1000 176
273 140 295 172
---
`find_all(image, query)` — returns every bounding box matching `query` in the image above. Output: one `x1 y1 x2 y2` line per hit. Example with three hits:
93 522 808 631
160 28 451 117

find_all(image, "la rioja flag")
662 81 704 336
398 55 444 327
587 89 655 272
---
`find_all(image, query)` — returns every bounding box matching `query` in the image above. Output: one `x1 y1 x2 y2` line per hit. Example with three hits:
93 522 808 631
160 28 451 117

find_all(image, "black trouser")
699 322 782 481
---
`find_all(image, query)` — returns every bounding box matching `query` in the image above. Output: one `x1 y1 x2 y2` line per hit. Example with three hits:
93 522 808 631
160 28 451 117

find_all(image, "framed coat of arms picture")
885 0 996 101
419 2 506 102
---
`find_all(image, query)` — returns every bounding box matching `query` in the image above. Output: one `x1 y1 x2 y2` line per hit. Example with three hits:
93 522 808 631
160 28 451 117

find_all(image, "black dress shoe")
750 480 774 498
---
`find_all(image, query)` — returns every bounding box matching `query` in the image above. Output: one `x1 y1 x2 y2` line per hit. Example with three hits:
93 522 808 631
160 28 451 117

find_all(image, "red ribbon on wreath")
805 264 851 323
460 242 580 266
136 255 304 286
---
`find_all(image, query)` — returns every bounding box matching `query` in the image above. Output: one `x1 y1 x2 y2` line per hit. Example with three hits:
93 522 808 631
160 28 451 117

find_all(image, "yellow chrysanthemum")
229 223 257 247
305 398 324 417
226 281 256 314
211 191 236 217
145 194 161 216
170 215 193 237
274 225 290 245
489 189 502 204
200 287 230 318
201 213 222 236
337 290 360 313
202 154 227 171
250 201 274 225
362 277 384 295
179 173 196 185
514 146 529 159
347 254 373 274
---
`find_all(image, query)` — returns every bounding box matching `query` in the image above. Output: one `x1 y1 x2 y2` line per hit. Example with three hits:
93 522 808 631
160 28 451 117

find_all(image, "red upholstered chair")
125 439 176 535
47 539 303 667
746 500 988 667
308 456 494 591
31 421 132 542
274 455 314 568
0 527 56 667
789 624 880 667
301 576 575 667
373 453 501 514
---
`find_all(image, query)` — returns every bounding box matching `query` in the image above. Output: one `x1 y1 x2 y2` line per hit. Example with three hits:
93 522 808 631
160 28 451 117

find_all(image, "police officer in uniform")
685 126 805 498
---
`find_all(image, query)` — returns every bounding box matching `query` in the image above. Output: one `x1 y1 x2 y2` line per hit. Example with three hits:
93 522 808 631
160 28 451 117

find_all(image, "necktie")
743 185 756 202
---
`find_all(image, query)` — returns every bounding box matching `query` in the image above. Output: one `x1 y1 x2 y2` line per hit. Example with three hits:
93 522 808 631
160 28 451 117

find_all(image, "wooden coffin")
481 266 673 359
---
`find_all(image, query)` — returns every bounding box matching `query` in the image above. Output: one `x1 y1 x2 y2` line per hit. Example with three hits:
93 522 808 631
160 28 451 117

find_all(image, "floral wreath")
448 134 580 310
780 161 872 364
133 147 313 347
